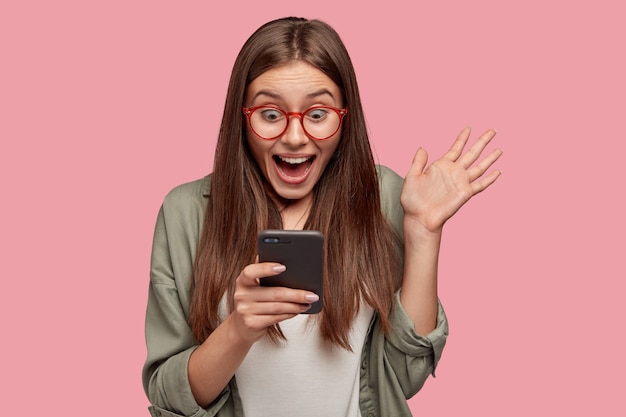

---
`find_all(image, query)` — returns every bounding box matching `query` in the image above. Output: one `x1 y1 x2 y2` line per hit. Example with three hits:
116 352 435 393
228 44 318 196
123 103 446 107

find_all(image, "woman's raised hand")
400 127 502 234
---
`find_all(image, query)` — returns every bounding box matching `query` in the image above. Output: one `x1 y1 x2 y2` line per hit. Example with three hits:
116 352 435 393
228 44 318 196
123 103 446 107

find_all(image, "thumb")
406 147 428 177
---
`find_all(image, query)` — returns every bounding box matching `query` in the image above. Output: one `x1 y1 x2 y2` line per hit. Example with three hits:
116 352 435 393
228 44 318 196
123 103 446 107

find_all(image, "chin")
274 187 312 202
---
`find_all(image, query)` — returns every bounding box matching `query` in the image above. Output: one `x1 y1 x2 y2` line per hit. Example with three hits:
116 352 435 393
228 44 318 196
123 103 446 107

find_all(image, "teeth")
278 156 310 164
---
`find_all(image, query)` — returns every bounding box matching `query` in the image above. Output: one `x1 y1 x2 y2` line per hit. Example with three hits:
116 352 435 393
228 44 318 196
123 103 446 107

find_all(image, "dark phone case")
257 230 324 314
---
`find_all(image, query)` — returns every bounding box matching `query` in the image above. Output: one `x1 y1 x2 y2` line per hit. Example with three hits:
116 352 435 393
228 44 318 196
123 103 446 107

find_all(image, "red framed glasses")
243 105 347 140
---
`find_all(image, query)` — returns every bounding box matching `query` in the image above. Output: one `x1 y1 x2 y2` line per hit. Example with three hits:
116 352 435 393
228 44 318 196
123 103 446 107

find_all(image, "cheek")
321 136 342 159
246 136 273 168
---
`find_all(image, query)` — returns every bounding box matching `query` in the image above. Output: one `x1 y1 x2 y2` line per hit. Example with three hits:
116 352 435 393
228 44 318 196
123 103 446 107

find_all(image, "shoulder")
160 175 211 214
375 165 404 234
375 164 402 182
163 175 211 205
376 165 403 195
157 175 212 234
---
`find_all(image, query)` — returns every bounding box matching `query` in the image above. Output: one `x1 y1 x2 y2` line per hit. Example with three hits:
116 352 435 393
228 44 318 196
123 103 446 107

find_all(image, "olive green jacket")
143 165 448 417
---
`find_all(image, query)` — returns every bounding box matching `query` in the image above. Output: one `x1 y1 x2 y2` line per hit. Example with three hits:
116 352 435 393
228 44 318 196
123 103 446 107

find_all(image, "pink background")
2 0 624 415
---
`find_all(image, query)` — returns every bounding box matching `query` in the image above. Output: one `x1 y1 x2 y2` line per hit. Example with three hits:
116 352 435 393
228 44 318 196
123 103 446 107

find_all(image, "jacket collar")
201 174 212 197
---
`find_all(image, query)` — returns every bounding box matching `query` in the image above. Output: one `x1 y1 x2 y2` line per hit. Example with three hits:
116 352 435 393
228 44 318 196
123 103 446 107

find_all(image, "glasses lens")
249 107 342 140
249 107 288 139
302 107 341 140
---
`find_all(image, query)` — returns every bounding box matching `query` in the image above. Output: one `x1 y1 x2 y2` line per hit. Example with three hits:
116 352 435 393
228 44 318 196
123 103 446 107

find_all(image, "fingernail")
305 294 319 302
272 265 286 273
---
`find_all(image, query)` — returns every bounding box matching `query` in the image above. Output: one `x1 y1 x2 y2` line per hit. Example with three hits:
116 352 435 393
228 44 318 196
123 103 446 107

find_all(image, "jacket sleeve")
386 293 448 394
142 179 233 417
359 297 448 417
373 165 450 396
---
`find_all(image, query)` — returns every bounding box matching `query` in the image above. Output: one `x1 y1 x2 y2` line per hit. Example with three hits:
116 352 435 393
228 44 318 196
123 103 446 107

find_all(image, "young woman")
143 17 502 417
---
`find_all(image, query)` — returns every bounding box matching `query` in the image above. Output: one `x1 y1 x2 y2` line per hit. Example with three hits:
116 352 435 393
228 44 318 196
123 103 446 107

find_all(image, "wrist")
403 216 443 243
223 314 259 348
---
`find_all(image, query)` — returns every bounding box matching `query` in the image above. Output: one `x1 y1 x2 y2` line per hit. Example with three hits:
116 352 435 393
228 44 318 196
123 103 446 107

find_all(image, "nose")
280 115 309 147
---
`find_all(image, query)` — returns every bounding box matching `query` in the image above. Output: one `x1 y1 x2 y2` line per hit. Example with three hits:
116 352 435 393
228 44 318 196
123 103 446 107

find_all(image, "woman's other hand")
400 127 503 234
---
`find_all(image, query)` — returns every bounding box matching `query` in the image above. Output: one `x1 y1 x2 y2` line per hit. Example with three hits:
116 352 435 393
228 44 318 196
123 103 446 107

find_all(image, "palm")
400 128 502 233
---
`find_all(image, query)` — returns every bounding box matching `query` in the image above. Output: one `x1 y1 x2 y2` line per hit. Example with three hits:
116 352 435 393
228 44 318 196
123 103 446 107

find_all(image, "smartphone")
257 229 324 314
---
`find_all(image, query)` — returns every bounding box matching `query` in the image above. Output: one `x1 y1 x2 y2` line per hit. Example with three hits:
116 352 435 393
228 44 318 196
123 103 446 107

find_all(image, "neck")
280 195 313 230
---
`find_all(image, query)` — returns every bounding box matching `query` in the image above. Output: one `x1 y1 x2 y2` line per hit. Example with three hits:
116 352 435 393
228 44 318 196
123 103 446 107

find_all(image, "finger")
458 129 497 169
467 148 503 182
406 147 428 178
248 300 314 316
234 292 313 328
245 313 300 330
254 286 320 304
238 263 286 287
471 169 502 195
444 127 471 161
236 274 320 304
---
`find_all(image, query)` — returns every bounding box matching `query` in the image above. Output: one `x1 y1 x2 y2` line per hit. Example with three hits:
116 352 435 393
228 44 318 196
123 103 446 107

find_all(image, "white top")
222 302 374 417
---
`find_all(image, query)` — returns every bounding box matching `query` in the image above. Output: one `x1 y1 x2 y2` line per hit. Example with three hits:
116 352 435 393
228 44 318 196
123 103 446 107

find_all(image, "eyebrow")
251 89 336 102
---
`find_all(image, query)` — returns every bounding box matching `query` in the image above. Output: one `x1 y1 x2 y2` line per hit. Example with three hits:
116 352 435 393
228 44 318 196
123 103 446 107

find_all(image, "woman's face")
244 60 343 203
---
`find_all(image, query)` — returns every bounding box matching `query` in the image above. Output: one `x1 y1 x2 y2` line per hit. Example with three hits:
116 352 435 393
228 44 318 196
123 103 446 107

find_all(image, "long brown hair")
189 17 402 350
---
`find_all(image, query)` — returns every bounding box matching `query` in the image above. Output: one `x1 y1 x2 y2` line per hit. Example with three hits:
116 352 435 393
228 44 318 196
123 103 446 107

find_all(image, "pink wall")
2 1 624 415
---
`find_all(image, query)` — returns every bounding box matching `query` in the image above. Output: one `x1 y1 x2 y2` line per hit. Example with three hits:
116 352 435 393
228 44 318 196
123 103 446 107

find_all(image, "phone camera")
263 237 280 244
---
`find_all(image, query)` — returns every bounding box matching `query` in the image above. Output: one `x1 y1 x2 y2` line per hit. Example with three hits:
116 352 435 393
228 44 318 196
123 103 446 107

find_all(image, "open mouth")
273 155 315 179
